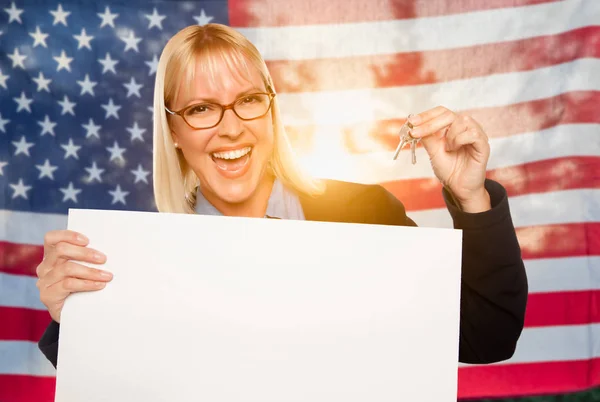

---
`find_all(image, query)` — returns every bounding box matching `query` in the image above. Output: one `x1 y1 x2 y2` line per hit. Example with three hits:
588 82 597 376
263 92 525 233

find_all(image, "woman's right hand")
36 230 113 323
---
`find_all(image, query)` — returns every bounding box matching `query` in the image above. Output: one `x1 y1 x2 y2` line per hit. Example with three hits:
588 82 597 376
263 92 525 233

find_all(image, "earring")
174 142 179 148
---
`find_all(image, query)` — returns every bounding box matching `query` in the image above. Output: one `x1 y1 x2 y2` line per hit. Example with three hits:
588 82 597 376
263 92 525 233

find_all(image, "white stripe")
299 123 599 184
0 341 56 377
526 256 600 293
0 209 66 245
239 0 598 60
0 273 46 310
2 324 599 376
277 58 600 126
408 188 600 228
460 323 600 366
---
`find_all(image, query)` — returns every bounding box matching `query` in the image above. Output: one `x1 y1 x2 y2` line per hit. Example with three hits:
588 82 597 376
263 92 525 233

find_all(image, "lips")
210 145 254 178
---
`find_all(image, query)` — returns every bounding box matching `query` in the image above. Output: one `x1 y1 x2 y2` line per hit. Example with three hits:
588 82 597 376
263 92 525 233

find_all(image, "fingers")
43 230 89 251
409 109 455 139
42 241 107 274
40 260 112 288
408 106 448 126
446 128 490 158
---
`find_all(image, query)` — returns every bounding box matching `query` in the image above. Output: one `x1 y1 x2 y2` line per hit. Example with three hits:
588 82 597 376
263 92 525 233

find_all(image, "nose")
217 108 243 139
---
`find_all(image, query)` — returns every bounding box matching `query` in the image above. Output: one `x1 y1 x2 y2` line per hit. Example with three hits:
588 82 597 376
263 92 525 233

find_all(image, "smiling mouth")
211 146 253 172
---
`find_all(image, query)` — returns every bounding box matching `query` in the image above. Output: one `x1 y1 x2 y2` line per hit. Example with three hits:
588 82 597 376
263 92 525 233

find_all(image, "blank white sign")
55 209 462 402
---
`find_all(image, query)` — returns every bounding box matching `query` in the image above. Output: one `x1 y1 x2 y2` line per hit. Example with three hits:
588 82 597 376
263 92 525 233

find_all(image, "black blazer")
39 178 528 367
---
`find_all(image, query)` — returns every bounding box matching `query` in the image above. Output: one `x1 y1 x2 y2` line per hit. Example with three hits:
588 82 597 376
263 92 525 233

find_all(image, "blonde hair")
152 23 324 214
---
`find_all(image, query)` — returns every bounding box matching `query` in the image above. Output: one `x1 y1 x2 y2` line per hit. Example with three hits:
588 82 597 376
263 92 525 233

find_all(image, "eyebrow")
183 87 264 106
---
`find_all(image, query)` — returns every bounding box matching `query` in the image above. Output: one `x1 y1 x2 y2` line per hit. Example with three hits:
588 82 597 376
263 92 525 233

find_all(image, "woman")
36 23 528 368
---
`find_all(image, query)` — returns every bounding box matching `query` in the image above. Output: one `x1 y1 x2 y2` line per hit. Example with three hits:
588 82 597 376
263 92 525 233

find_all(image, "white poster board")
55 209 462 402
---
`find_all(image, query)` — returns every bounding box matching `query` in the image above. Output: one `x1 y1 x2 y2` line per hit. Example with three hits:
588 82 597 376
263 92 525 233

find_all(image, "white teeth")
212 146 252 160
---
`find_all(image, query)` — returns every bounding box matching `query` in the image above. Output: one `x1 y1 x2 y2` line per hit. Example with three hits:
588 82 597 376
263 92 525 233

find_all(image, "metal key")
392 114 419 164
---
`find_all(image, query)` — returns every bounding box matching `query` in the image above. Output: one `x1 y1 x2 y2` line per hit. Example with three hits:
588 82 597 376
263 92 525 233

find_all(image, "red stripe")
382 156 600 211
0 307 51 342
0 375 55 402
286 91 600 156
266 28 600 93
229 0 558 27
457 357 600 399
518 223 600 260
525 290 600 328
0 241 42 277
0 359 597 401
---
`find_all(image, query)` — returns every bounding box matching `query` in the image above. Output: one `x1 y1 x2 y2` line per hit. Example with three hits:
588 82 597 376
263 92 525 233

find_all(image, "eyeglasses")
164 92 276 130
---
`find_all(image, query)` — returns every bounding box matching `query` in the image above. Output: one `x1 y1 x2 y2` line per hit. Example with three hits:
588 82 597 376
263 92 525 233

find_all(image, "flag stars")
82 118 101 139
131 164 150 184
50 4 70 26
8 48 27 69
85 161 104 183
127 121 146 142
73 28 94 50
33 71 52 92
60 182 82 203
193 9 213 25
58 95 76 115
101 98 121 119
0 161 8 175
61 138 81 160
145 55 158 75
14 91 33 113
106 141 126 162
123 77 143 98
0 114 9 132
0 68 9 89
98 6 118 28
54 50 73 72
144 8 166 30
98 53 118 74
38 115 57 136
12 135 34 156
4 2 24 24
36 159 58 180
29 26 49 48
77 74 97 96
109 185 129 205
120 30 142 52
10 179 32 199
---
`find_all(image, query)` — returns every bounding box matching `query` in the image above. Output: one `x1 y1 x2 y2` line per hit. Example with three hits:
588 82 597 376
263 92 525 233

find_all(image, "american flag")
1 0 599 401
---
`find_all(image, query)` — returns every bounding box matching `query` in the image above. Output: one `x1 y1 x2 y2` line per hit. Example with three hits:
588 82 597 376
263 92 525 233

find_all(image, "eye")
241 95 260 104
188 104 215 114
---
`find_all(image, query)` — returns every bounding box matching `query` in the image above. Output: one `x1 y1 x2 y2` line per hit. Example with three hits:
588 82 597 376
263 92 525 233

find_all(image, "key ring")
392 114 420 163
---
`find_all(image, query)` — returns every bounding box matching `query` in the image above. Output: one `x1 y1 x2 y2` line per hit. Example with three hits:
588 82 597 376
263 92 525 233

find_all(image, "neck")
201 175 276 218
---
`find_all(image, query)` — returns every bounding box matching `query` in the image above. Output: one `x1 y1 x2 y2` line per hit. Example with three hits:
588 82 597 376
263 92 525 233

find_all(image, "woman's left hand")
407 106 491 213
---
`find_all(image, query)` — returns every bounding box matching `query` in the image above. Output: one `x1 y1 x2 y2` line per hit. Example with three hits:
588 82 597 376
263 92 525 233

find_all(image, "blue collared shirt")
194 179 306 220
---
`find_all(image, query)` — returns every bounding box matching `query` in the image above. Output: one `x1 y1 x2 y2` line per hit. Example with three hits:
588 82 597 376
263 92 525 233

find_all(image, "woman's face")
169 57 274 206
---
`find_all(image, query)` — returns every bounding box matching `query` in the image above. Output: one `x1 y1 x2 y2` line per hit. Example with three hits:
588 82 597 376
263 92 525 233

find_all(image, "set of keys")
392 114 420 164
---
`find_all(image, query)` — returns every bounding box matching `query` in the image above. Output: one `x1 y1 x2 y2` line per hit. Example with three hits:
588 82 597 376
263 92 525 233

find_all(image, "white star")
106 141 126 162
35 159 58 180
85 161 104 183
0 68 8 89
126 121 146 142
77 74 97 96
12 135 34 156
82 118 101 139
50 4 70 26
73 28 94 50
13 91 33 113
101 98 121 119
4 2 23 24
38 115 57 136
32 71 52 92
10 179 32 199
58 95 76 115
109 184 129 205
29 26 49 48
53 50 73 72
0 113 9 132
120 30 142 52
0 160 7 175
145 55 158 75
61 138 81 160
144 8 166 30
97 6 118 28
98 53 118 74
131 164 150 184
8 48 27 69
60 182 81 203
193 9 213 25
123 77 143 98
